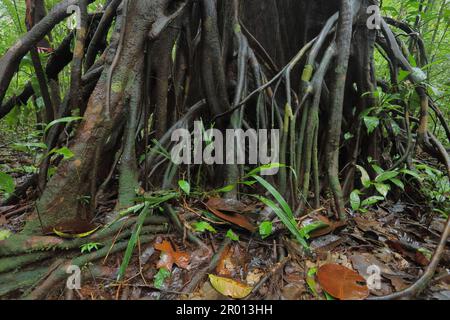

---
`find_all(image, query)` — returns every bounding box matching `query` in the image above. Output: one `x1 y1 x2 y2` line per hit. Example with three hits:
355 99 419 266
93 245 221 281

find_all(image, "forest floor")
0 131 449 300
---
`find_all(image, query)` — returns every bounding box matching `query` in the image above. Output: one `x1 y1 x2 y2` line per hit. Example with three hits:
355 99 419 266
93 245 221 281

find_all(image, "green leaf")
400 169 422 181
361 196 384 207
12 142 47 152
178 180 190 195
0 172 15 194
350 190 361 211
117 204 150 281
299 221 329 239
252 175 293 220
363 116 379 134
245 163 286 178
154 268 171 289
192 221 217 233
215 184 235 193
49 146 74 160
374 183 390 198
306 267 318 297
226 229 239 241
390 178 405 190
356 165 371 188
375 171 399 182
256 195 309 250
44 116 83 133
371 164 384 175
259 221 273 239
344 132 354 140
0 229 12 241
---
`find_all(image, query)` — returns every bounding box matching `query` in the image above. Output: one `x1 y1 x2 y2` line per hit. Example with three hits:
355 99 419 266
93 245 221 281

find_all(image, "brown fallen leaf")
216 245 234 276
309 215 346 238
206 197 255 213
204 202 256 232
317 264 369 300
154 240 190 271
209 274 252 299
386 240 430 266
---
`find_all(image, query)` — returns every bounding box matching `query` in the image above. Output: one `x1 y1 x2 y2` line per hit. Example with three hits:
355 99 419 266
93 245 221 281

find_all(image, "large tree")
0 0 448 299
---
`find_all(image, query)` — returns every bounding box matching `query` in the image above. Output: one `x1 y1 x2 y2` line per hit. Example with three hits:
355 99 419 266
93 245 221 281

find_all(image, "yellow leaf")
208 274 252 299
53 225 101 239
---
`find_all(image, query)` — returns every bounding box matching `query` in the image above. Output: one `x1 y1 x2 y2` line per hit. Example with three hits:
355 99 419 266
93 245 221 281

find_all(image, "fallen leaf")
309 216 346 238
317 264 369 300
386 240 430 266
281 283 307 300
246 269 264 286
208 274 252 299
216 245 234 276
205 203 256 232
310 234 343 253
206 197 255 213
154 240 190 271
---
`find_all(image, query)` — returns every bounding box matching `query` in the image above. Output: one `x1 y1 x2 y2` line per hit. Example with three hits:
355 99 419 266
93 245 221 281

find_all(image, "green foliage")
117 204 150 281
299 221 328 240
352 162 407 212
192 221 217 233
0 172 15 194
154 268 171 289
225 229 239 241
0 229 12 241
178 179 190 195
80 242 102 253
44 116 83 134
259 221 273 239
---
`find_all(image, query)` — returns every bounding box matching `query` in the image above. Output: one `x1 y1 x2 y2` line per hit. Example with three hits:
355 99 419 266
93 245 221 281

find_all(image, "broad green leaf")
0 229 12 241
192 221 217 233
44 116 83 133
215 184 235 193
50 146 74 160
306 267 319 297
371 164 384 175
226 229 239 241
390 178 405 190
154 268 171 289
400 169 422 181
259 221 273 239
361 196 384 207
356 165 371 188
363 116 379 134
299 221 329 239
350 190 361 211
375 171 399 182
178 180 190 195
374 183 390 198
0 172 15 194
